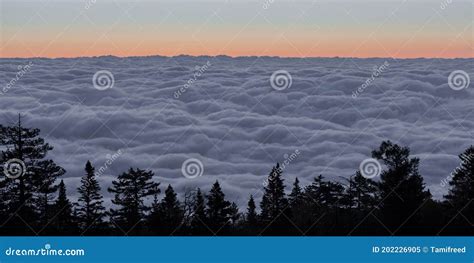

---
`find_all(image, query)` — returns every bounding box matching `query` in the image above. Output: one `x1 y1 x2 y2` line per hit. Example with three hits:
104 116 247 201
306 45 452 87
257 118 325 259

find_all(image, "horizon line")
1 54 473 60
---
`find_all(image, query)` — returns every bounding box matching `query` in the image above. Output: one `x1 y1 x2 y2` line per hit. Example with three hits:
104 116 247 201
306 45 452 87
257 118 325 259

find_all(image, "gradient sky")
1 0 472 58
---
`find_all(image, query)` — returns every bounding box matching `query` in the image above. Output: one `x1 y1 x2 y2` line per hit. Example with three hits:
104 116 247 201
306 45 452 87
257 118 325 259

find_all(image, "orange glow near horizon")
1 36 472 59
1 1 472 59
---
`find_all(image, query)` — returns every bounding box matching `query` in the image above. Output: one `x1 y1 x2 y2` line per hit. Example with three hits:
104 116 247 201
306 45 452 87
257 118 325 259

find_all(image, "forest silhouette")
0 116 473 236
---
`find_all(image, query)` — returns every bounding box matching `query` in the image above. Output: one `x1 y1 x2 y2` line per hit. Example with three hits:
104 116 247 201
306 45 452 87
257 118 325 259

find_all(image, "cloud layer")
0 56 472 206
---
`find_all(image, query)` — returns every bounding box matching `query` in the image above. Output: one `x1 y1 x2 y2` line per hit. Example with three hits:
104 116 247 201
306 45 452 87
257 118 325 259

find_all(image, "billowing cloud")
0 56 472 207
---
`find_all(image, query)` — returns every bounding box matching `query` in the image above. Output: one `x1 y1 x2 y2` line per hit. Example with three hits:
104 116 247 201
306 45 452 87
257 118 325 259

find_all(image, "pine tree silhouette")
288 177 305 228
108 167 159 235
1 118 471 237
0 115 59 235
341 171 379 235
260 163 290 235
53 180 76 235
245 195 258 226
260 163 288 221
228 202 240 228
372 141 429 235
244 195 258 235
190 188 209 235
76 161 106 235
0 177 8 229
206 180 231 234
344 171 378 211
304 175 344 235
33 160 65 233
444 146 474 235
303 175 326 225
289 178 303 207
148 184 183 235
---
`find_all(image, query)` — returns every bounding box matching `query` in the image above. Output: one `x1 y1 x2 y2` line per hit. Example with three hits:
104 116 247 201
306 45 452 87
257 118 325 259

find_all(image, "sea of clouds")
0 56 472 207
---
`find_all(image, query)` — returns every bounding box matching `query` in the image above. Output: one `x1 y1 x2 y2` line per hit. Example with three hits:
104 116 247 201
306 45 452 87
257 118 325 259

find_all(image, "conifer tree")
2 119 471 236
344 171 378 210
303 175 344 234
189 188 208 235
149 185 183 235
245 195 258 226
0 115 59 234
76 161 106 234
228 202 240 227
0 178 8 225
193 188 206 221
304 175 325 210
445 146 474 207
289 178 303 207
260 163 288 222
108 167 159 234
33 160 65 228
206 181 231 232
288 177 305 227
372 140 429 234
339 171 380 235
53 180 76 235
444 146 474 232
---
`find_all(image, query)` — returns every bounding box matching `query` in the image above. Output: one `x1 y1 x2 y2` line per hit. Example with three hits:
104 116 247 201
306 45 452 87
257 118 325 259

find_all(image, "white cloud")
0 56 472 206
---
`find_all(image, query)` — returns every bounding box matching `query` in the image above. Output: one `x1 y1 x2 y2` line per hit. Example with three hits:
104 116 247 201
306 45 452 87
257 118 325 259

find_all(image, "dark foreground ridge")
0 116 473 236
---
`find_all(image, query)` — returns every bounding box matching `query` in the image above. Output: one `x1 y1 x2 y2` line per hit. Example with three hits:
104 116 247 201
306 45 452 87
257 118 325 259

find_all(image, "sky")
0 0 473 58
